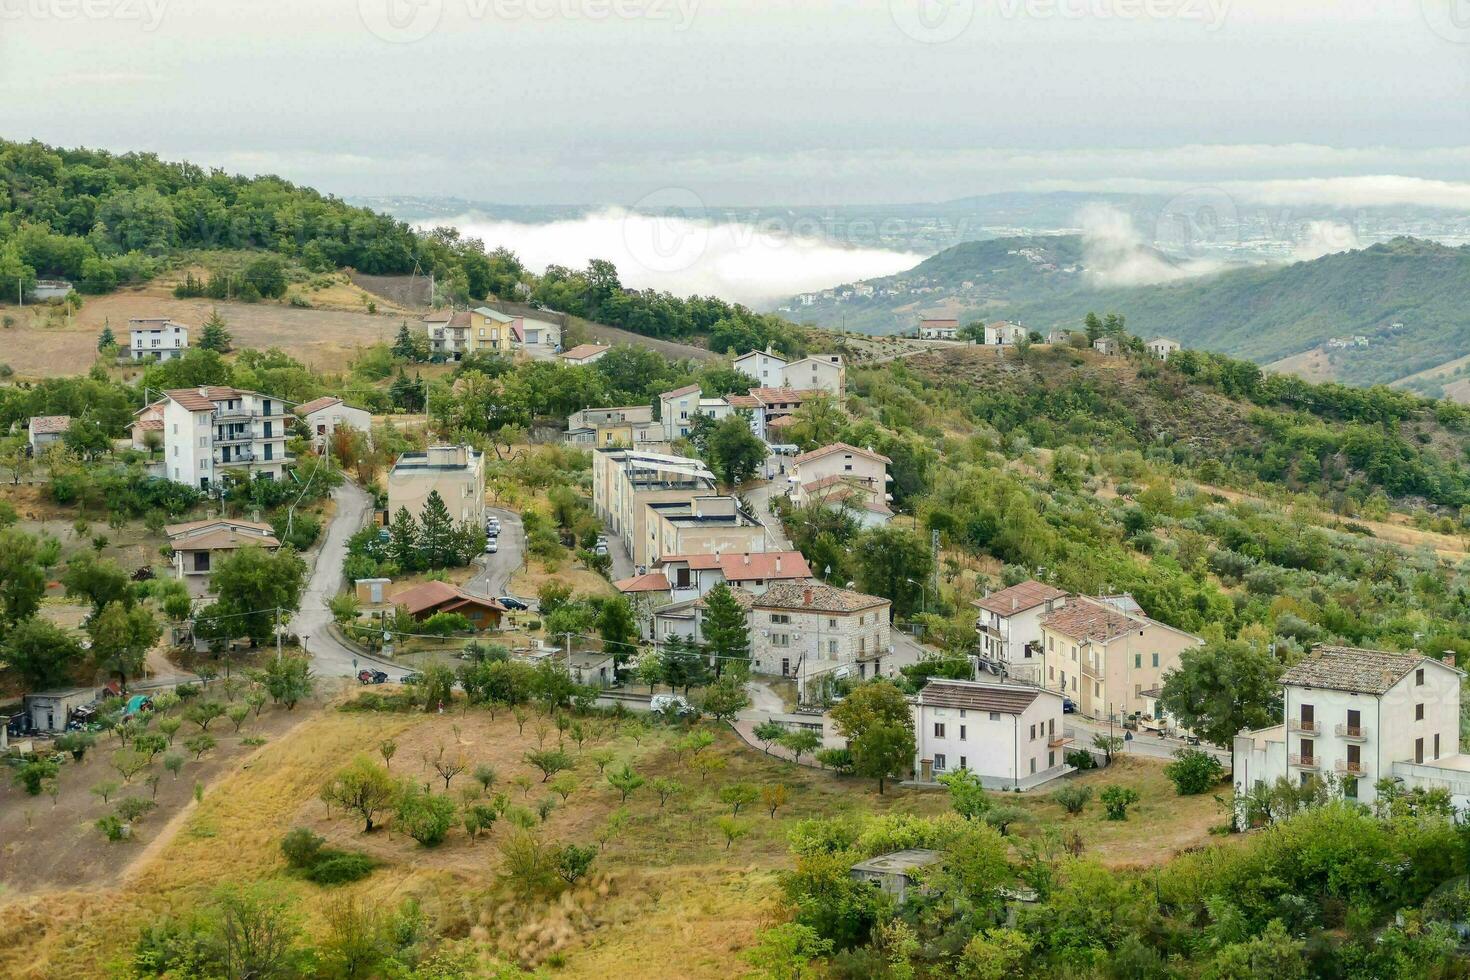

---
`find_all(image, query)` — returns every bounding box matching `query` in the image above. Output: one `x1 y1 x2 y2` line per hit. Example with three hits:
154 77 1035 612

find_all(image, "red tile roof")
661 384 701 400
29 415 71 434
561 344 609 360
973 580 1068 617
295 396 343 416
422 310 453 323
727 394 760 409
1040 599 1140 644
659 554 723 570
615 572 672 593
916 680 1045 714
749 387 820 405
719 551 810 581
393 580 506 617
791 442 891 466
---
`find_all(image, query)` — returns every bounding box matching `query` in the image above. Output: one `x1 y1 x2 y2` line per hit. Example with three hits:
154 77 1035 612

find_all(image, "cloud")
428 208 924 307
1077 204 1230 287
1291 220 1360 261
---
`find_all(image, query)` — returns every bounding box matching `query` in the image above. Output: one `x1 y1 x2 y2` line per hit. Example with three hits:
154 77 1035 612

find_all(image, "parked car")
1062 697 1077 714
357 669 388 685
400 672 424 685
498 595 529 610
594 542 609 556
123 695 153 717
484 539 498 554
650 693 695 716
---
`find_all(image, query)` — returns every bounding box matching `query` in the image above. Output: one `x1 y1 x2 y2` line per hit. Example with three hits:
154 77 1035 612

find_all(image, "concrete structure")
567 650 616 688
131 402 165 453
392 580 506 631
734 348 788 387
24 687 96 732
643 495 766 567
658 550 811 602
1093 336 1121 356
27 415 70 454
658 384 703 441
592 448 716 564
386 445 486 528
1233 646 1469 813
354 578 392 605
1046 330 1073 345
984 320 1028 346
128 317 189 361
911 680 1069 787
782 355 845 397
850 849 941 903
569 405 655 432
789 443 893 524
1146 337 1181 360
294 396 371 455
918 318 960 340
1038 596 1203 720
154 386 293 490
560 343 611 365
973 580 1070 682
166 518 280 577
749 581 892 694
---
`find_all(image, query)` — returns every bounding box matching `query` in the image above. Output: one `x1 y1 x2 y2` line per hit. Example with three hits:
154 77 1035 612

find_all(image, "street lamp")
905 577 927 616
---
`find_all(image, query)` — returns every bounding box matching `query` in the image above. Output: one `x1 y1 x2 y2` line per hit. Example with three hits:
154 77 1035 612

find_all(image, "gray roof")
1279 645 1460 694
851 848 942 875
915 680 1045 715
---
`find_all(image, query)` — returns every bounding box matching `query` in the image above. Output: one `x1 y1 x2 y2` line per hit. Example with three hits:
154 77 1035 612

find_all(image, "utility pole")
275 607 282 663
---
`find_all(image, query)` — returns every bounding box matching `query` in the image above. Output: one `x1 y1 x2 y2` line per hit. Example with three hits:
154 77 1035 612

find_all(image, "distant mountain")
786 236 1470 389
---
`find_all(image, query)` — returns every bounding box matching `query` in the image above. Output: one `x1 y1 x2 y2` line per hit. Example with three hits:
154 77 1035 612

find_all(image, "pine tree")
701 583 750 678
392 322 419 360
199 308 232 352
417 491 454 569
387 506 420 572
97 325 116 352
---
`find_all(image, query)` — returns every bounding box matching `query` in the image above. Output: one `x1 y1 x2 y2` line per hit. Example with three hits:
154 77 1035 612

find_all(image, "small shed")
1093 336 1121 356
850 848 942 903
24 687 96 732
355 577 392 606
568 650 615 689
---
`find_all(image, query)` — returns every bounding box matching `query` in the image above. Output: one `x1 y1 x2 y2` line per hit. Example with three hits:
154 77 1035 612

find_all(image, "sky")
4 0 1470 208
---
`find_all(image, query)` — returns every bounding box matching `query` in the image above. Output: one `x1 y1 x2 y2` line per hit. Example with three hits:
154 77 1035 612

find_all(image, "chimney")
803 588 813 606
1011 596 1018 611
1444 652 1458 667
743 554 750 565
775 555 782 574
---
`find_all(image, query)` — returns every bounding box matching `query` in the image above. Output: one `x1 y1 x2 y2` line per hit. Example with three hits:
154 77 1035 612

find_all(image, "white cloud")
1077 204 1230 287
1291 220 1360 261
427 208 924 307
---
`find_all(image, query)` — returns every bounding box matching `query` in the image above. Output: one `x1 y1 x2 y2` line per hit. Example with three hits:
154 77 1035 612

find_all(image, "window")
772 633 790 647
780 658 790 676
1416 737 1424 764
1151 653 1160 668
959 755 967 770
1048 666 1055 680
1048 750 1055 767
1071 645 1078 661
1048 636 1054 651
934 723 945 738
1435 733 1441 759
1417 668 1425 686
1416 703 1425 721
828 618 837 628
1134 654 1141 668
1072 677 1078 692
988 711 1000 721
1029 723 1036 740
959 725 966 740
771 614 790 625
1029 758 1037 774
934 753 947 771
827 640 837 655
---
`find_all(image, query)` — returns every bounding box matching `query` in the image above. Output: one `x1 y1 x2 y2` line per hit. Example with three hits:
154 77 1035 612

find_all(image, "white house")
166 518 280 577
782 355 845 397
918 318 960 340
658 384 703 441
789 442 894 525
1233 645 1469 815
983 321 1028 346
28 415 71 455
1146 337 1181 360
734 348 788 387
128 317 189 361
972 580 1069 682
912 680 1069 789
560 343 611 365
294 396 371 455
153 386 293 490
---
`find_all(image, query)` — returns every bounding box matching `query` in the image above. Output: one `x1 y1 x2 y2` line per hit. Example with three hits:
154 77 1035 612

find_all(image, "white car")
484 539 498 554
650 694 694 716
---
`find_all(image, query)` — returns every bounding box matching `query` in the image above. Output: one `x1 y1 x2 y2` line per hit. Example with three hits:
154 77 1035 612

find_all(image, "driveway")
290 480 410 681
742 480 795 550
466 506 526 600
1064 715 1229 763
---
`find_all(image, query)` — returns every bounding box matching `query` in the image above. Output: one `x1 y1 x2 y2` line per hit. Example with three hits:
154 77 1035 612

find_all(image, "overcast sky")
3 0 1470 206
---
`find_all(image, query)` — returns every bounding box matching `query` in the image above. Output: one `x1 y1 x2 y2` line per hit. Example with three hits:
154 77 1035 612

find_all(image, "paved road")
290 480 410 681
1064 715 1229 763
743 480 795 550
466 506 527 601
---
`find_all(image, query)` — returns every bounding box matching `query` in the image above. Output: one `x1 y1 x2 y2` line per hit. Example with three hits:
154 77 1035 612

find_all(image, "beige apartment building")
387 445 486 527
643 495 767 566
592 449 716 564
1038 596 1202 720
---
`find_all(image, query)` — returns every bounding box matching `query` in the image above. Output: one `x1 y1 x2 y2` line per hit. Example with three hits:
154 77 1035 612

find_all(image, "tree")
652 776 683 808
850 723 914 794
198 308 232 352
395 789 456 847
606 763 644 802
743 923 833 980
185 701 224 732
321 757 399 832
554 843 597 885
391 322 425 360
596 595 638 662
1052 783 1092 815
215 884 306 980
97 325 116 352
524 748 573 782
761 783 789 818
1160 638 1284 748
703 414 768 487
702 673 752 721
386 506 419 571
701 582 750 677
417 491 454 568
184 734 216 760
753 720 786 754
778 728 821 765
717 816 750 850
983 805 1029 836
1164 748 1225 795
938 768 992 820
1099 785 1140 820
61 553 130 618
264 655 314 709
787 392 844 450
5 616 85 689
719 782 759 815
0 529 54 626
830 679 912 740
89 600 160 688
957 928 1034 980
13 756 58 795
853 526 931 619
209 546 307 647
1092 733 1123 764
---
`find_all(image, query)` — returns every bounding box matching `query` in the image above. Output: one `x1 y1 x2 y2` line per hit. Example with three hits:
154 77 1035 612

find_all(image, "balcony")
214 430 253 445
1288 754 1319 770
1334 759 1365 776
215 451 258 466
1335 724 1369 741
1288 719 1319 734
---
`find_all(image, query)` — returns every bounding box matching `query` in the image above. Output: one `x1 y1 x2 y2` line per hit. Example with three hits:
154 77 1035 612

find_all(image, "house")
592 449 716 563
1046 330 1073 345
131 402 165 453
652 585 758 646
386 445 486 528
568 406 659 447
658 384 703 441
918 318 960 340
467 307 516 353
1146 337 1181 360
423 310 472 360
567 650 616 688
643 495 767 567
734 348 788 386
569 405 655 431
1093 336 1121 356
23 687 97 733
789 443 893 525
1038 597 1203 719
128 317 189 361
850 849 941 904
983 320 1028 346
657 550 812 602
294 396 371 455
560 343 611 365
512 311 562 352
972 580 1070 682
782 355 845 397
165 518 280 577
151 386 294 490
748 387 821 437
1233 646 1470 815
392 580 506 631
749 581 892 695
911 679 1069 788
28 415 70 454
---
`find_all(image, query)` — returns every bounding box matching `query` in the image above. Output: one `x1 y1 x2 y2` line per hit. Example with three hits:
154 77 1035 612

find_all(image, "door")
1300 703 1314 731
1416 737 1424 764
1346 744 1360 774
1346 708 1360 735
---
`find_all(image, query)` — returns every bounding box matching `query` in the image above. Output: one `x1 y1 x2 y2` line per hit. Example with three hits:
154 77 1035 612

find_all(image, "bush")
814 748 854 774
1052 783 1093 815
1100 785 1140 820
1065 749 1097 770
302 852 377 885
97 814 126 841
280 827 325 869
396 789 456 846
1164 749 1225 795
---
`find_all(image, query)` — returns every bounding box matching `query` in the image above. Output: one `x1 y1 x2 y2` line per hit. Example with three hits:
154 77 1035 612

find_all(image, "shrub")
814 748 854 774
1164 749 1225 795
395 790 456 847
1100 785 1140 820
1065 749 1097 770
1052 783 1093 815
97 814 126 841
302 852 376 885
281 828 326 869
